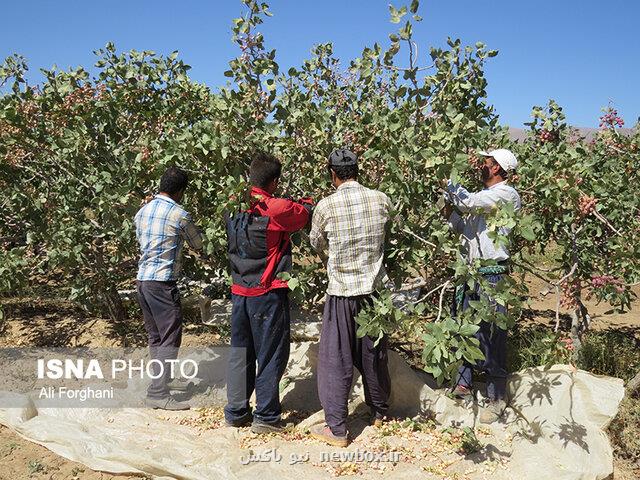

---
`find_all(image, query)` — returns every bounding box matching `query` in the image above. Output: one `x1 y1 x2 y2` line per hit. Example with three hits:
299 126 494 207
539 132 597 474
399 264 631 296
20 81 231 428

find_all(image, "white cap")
478 148 518 172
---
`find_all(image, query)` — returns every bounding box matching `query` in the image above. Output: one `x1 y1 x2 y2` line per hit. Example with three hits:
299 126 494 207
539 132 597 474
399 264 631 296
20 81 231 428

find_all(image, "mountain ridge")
507 126 635 142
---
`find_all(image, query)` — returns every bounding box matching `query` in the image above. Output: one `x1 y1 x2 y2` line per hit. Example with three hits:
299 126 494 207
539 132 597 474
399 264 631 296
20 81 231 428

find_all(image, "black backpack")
226 211 270 288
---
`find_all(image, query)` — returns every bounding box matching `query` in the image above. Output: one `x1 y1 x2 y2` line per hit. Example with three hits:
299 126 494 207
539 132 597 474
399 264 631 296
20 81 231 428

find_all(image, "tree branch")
402 227 437 248
592 210 623 237
412 280 450 304
555 262 578 332
436 280 451 323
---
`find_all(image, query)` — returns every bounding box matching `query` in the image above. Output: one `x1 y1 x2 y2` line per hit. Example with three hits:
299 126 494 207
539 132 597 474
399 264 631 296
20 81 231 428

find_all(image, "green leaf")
288 277 300 290
520 225 536 241
459 323 480 336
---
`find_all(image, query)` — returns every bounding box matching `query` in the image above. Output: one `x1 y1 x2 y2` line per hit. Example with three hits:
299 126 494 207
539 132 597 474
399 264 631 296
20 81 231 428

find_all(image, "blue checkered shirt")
134 195 204 281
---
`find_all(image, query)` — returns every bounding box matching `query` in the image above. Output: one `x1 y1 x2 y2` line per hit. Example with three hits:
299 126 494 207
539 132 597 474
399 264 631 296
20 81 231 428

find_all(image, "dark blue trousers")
453 274 508 400
224 289 290 424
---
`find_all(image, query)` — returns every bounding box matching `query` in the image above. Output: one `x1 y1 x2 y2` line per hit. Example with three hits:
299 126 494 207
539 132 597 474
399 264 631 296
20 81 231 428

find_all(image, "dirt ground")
0 275 638 479
522 275 640 334
1 276 639 350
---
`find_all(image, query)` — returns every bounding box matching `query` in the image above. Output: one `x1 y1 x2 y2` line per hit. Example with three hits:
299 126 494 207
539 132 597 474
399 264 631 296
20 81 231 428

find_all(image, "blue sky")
1 1 638 128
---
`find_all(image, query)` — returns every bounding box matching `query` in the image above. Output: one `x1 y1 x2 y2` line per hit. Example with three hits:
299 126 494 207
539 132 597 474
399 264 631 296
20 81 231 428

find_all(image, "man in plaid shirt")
309 149 393 447
134 166 204 410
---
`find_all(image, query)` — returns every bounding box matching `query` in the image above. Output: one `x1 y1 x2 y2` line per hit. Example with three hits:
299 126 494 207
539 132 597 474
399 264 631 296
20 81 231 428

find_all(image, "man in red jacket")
224 152 312 433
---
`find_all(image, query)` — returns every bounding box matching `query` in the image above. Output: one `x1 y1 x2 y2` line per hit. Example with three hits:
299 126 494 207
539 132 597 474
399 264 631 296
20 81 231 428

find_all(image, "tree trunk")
627 370 640 396
569 310 582 362
102 282 127 323
92 244 128 323
570 301 591 362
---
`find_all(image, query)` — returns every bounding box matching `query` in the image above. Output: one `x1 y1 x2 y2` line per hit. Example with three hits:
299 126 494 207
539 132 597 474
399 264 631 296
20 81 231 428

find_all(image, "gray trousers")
136 280 183 399
317 294 391 436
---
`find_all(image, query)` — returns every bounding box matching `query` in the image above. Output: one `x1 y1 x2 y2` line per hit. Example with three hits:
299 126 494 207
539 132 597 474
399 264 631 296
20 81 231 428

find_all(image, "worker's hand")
442 203 454 219
196 251 213 264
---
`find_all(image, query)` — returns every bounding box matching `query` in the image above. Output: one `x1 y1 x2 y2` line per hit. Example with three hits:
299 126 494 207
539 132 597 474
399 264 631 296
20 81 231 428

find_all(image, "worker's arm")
444 180 500 214
309 202 328 253
179 213 205 251
447 210 465 234
267 198 312 233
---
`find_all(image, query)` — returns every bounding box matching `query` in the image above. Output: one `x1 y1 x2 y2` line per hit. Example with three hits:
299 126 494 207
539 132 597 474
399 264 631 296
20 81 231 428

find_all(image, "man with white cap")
443 148 521 423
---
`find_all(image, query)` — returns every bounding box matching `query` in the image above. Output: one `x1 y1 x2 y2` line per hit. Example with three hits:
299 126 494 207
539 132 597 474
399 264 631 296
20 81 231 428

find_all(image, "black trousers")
224 289 291 424
317 294 391 436
136 280 183 399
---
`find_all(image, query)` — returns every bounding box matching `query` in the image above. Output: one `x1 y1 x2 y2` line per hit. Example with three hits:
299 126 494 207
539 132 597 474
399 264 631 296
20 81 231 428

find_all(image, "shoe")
250 419 294 434
479 399 507 424
225 412 253 428
310 424 349 447
370 412 387 427
451 385 473 399
166 379 195 392
144 396 190 411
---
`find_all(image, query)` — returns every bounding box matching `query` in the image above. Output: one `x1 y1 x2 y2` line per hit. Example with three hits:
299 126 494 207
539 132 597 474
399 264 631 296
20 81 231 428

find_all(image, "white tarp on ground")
0 342 624 480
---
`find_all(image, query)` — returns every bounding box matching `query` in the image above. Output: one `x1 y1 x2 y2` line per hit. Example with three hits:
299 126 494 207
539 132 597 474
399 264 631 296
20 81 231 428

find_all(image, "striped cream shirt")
310 181 393 297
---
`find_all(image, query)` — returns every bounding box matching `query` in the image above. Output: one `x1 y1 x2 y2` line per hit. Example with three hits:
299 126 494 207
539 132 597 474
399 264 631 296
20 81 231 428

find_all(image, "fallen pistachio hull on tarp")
0 342 624 480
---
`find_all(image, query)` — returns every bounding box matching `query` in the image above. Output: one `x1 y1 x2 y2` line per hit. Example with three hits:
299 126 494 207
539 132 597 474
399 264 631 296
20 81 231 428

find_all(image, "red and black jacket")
226 187 312 297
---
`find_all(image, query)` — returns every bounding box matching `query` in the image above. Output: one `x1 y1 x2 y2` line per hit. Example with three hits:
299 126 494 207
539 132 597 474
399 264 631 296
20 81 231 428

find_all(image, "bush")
608 396 640 464
508 326 640 381
2 0 639 383
576 331 640 382
507 326 571 372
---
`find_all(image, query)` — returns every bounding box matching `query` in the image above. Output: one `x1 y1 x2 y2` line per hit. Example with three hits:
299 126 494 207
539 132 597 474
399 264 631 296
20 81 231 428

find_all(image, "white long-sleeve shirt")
445 180 521 263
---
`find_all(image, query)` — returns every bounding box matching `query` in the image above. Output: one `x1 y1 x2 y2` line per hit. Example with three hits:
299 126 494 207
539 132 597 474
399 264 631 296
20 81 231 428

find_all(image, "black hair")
159 166 189 195
329 164 359 181
249 151 282 189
